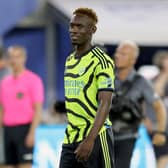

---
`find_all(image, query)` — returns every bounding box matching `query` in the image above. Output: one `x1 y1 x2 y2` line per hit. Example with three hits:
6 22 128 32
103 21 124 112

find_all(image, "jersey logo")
78 67 86 76
16 92 24 99
100 78 112 87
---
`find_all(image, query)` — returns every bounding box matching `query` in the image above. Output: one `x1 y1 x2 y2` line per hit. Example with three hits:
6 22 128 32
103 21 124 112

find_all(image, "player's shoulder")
25 70 42 82
138 74 153 86
66 52 75 62
1 75 12 85
134 73 148 82
133 73 153 89
91 46 114 68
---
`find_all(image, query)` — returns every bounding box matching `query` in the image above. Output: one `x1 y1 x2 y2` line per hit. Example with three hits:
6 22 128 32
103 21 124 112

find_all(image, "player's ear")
131 55 137 65
92 25 97 34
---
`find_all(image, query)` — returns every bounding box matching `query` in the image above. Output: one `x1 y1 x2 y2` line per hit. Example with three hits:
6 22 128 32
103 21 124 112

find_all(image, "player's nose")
69 26 78 34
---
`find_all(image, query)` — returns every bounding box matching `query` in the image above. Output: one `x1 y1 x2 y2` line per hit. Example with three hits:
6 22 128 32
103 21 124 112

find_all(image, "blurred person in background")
152 51 168 168
60 7 115 168
43 101 67 124
138 65 160 81
0 47 9 166
110 40 167 168
0 46 44 168
0 47 10 80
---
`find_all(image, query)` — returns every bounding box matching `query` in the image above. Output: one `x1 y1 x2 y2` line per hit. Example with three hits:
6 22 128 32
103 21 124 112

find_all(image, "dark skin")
69 14 113 161
69 14 96 57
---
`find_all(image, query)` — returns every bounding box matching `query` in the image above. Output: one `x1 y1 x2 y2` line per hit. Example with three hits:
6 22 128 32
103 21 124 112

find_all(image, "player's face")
114 45 136 69
161 57 168 72
8 49 26 70
69 14 94 46
0 58 7 69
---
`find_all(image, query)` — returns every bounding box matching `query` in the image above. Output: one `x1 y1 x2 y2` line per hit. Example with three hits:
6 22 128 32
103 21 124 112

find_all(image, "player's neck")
117 67 133 81
75 42 92 58
13 67 25 77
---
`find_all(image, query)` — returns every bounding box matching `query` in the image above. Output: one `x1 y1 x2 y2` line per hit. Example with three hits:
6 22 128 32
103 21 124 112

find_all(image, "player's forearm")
29 103 42 134
154 75 168 96
87 99 111 141
153 100 167 132
0 105 3 127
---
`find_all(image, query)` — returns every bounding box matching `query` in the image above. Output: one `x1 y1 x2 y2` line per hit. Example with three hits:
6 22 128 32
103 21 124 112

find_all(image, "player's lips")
70 34 80 40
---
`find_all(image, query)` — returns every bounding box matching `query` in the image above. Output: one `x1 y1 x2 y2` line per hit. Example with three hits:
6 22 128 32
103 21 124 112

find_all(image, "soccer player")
59 8 115 168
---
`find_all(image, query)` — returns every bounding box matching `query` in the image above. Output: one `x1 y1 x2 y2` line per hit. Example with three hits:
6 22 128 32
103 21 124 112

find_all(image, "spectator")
0 46 44 168
0 47 9 166
110 40 167 168
152 51 168 168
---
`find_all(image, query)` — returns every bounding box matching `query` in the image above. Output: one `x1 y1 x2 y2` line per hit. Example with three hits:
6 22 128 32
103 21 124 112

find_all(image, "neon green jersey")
64 46 115 144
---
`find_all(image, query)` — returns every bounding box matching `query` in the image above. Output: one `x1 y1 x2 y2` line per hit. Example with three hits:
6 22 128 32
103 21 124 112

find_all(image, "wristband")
154 131 167 136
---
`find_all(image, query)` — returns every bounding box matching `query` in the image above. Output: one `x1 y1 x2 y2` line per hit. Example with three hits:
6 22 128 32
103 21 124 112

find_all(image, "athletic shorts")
4 123 33 165
114 137 136 168
59 127 115 168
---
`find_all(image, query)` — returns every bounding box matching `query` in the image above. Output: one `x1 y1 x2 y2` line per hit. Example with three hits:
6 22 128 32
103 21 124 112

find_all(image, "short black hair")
73 7 98 24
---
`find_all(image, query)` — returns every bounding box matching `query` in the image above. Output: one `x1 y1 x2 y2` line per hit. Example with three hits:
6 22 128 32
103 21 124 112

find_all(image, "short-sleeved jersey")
0 69 44 126
64 46 115 144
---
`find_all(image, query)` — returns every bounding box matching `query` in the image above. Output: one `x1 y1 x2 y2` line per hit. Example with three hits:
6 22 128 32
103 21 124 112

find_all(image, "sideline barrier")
33 124 156 168
33 125 66 168
131 125 156 168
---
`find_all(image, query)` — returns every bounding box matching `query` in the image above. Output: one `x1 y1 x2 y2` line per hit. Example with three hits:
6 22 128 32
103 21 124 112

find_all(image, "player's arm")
86 91 112 140
142 78 167 145
25 103 42 147
29 103 42 134
0 105 3 127
75 54 115 161
75 91 112 161
152 99 167 145
25 77 44 148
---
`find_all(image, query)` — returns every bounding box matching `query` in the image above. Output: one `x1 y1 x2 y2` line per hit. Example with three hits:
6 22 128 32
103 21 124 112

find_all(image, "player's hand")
74 137 95 162
25 132 34 148
152 133 166 146
143 118 153 133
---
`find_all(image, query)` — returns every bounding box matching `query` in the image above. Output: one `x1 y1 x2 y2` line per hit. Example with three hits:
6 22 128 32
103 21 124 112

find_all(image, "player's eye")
75 24 84 29
69 23 74 28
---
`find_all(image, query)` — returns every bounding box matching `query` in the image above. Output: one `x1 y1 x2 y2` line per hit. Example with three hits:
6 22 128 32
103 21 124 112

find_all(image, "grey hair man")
111 40 167 168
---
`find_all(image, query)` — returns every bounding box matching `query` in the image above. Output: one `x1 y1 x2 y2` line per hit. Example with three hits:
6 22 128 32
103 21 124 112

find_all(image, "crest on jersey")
16 92 24 99
78 67 86 75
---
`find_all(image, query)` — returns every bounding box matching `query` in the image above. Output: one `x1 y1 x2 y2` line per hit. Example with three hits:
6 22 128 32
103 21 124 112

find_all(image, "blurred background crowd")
0 0 168 168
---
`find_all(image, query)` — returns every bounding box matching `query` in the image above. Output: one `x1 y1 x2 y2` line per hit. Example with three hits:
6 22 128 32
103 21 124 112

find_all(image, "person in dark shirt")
111 40 167 168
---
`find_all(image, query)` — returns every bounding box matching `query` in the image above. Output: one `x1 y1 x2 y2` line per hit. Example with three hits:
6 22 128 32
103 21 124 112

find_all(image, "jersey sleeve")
95 58 115 92
0 82 3 105
30 76 44 104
